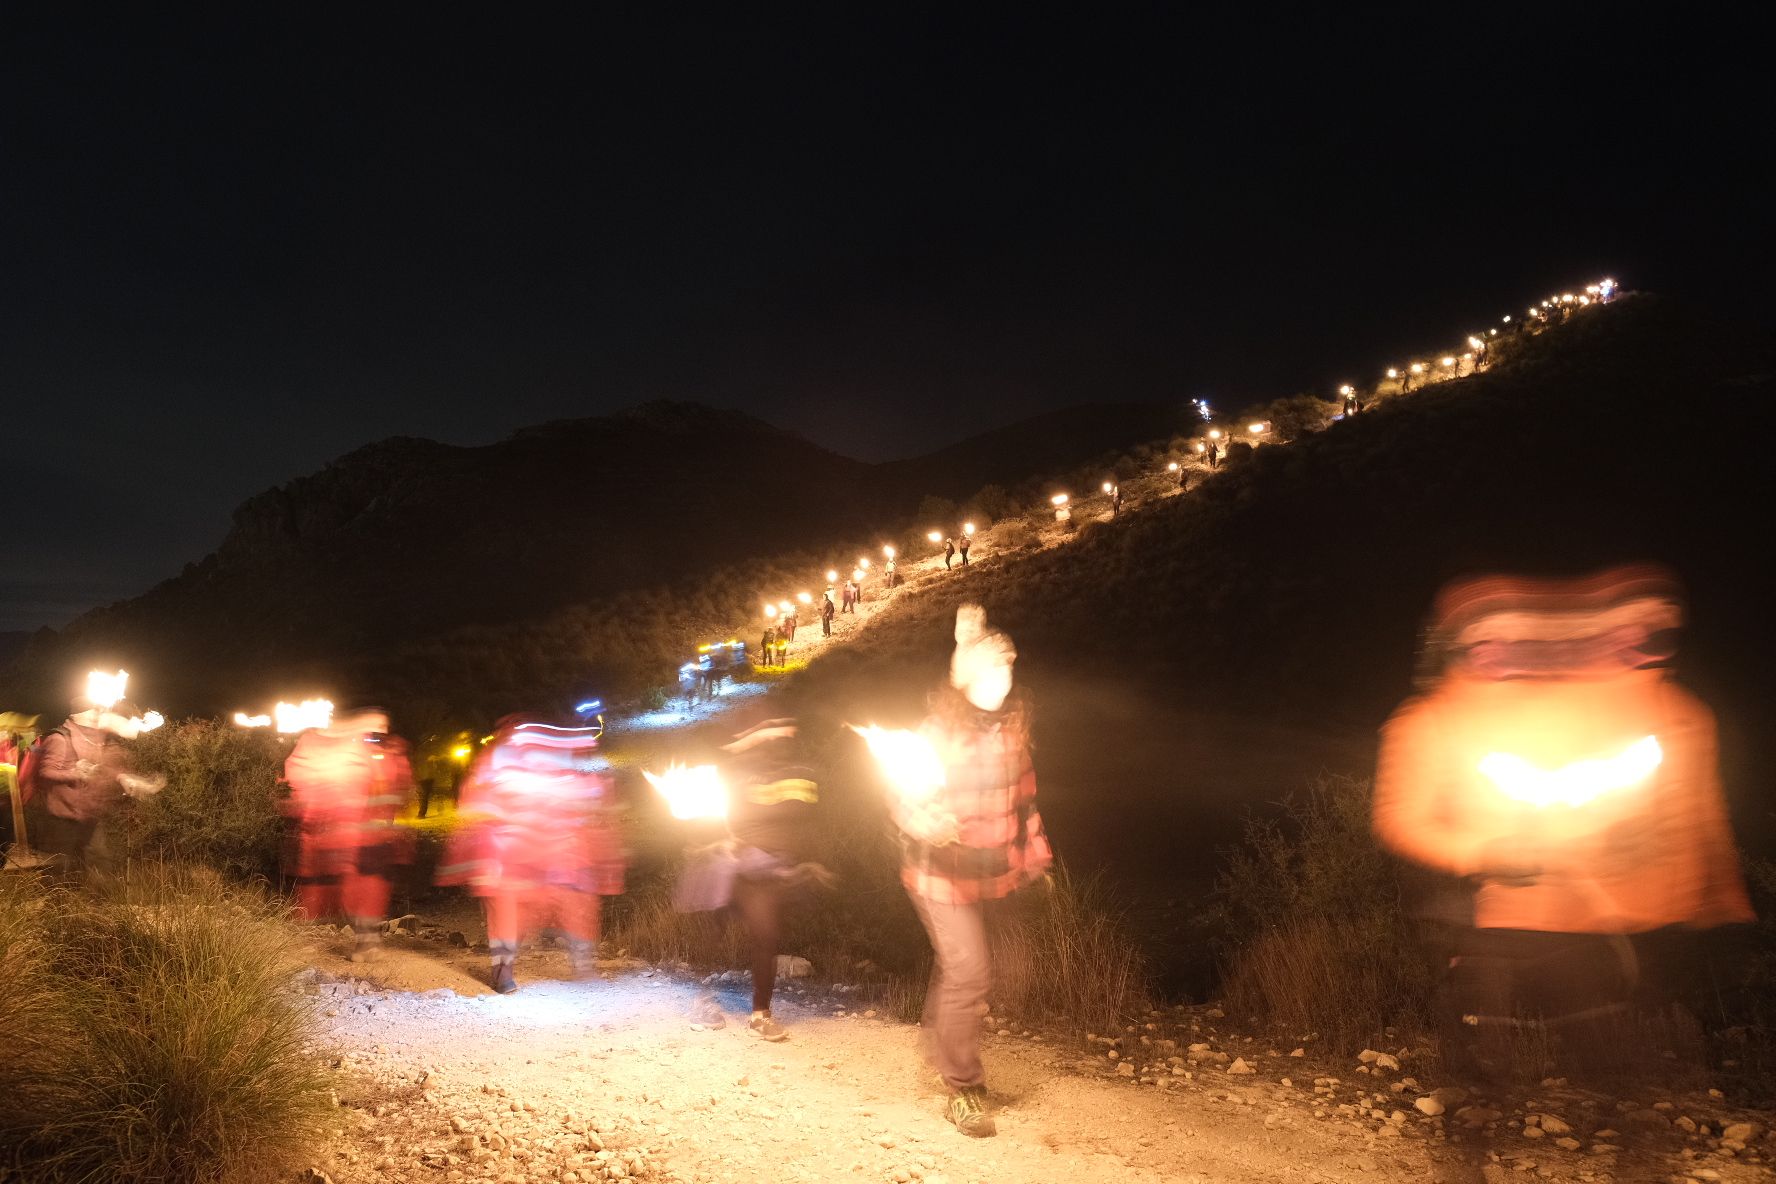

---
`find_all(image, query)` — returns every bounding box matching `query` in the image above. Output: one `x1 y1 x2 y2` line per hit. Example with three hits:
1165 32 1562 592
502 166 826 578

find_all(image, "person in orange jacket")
283 708 413 961
439 718 623 993
1373 566 1753 1076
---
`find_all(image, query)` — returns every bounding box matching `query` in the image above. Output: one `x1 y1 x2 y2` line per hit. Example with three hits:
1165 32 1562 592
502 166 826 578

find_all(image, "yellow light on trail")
1410 362 1425 374
1194 442 1205 453
859 558 871 570
1102 481 1114 493
851 568 866 582
1477 735 1662 809
86 669 128 709
452 745 472 761
643 763 728 821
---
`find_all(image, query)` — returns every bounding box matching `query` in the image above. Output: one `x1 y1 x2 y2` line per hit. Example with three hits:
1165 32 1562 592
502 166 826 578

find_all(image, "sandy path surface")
301 939 1772 1184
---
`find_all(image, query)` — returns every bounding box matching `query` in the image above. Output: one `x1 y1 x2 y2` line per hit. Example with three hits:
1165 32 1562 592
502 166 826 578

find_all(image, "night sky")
2 11 1768 631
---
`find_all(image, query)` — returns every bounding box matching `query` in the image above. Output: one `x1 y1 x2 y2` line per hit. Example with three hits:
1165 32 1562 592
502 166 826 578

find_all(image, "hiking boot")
945 1086 995 1137
746 1010 789 1042
349 931 385 963
491 958 518 995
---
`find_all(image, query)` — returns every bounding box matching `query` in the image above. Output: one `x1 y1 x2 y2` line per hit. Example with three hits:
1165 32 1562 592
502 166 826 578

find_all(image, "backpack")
15 727 68 807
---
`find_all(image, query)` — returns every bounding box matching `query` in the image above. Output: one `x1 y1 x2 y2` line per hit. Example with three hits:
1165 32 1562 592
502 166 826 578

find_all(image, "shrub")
127 720 287 879
988 867 1153 1032
0 864 331 1183
1214 776 1433 1049
995 519 1039 550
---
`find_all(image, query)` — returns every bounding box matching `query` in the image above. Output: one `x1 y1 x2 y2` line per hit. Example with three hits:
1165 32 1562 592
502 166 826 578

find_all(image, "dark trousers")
821 616 832 637
733 873 786 1013
27 803 105 882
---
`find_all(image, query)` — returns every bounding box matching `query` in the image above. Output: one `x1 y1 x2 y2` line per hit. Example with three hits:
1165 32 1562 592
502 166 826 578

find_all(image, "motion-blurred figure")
842 579 859 614
282 708 412 961
820 589 836 637
674 716 828 1040
440 718 623 993
958 533 971 565
1374 566 1753 1078
896 604 1052 1137
943 537 956 570
760 624 779 668
23 698 163 881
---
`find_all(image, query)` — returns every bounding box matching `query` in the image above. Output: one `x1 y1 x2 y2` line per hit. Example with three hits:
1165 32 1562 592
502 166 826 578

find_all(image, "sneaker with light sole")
746 1010 789 1041
945 1086 995 1137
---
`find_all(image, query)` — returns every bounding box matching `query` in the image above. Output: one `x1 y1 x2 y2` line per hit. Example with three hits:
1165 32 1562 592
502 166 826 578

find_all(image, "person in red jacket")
895 604 1052 1138
1374 566 1753 1078
439 718 624 994
283 708 411 961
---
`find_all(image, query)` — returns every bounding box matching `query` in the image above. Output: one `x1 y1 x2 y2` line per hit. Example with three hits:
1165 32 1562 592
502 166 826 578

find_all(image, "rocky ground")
297 926 1773 1184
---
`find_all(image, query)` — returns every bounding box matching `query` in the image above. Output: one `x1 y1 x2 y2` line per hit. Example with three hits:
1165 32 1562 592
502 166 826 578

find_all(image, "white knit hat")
950 604 1016 689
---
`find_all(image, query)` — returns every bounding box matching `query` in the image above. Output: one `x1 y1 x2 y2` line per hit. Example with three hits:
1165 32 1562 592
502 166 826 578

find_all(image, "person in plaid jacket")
896 604 1052 1138
439 718 624 994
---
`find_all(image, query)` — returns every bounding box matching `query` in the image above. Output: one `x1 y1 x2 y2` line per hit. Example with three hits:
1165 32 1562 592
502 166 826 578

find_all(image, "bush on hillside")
0 865 330 1184
989 867 1153 1032
1214 776 1434 1049
126 720 287 880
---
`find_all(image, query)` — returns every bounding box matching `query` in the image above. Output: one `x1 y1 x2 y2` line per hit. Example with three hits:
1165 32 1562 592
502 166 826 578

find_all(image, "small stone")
1227 1058 1255 1075
1537 1115 1572 1136
1289 1048 1305 1057
1554 1137 1581 1151
1117 1062 1135 1077
1723 1122 1760 1142
1416 1097 1446 1117
1522 1126 1544 1139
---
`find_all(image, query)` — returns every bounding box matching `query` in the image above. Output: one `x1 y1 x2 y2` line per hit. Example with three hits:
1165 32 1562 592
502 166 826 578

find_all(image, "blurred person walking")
440 718 623 993
282 708 412 961
895 604 1052 1137
820 590 836 637
1373 567 1753 1080
23 698 163 881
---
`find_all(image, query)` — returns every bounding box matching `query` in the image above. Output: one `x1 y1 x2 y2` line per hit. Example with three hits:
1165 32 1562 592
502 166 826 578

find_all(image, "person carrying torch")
864 604 1052 1137
1373 567 1753 1079
439 717 624 994
23 676 166 881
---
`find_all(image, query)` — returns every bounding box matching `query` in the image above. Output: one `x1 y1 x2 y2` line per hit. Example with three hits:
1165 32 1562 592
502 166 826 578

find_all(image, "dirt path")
302 937 1772 1184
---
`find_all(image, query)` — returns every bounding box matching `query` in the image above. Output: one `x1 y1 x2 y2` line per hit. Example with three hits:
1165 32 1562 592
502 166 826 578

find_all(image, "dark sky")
1 11 1769 631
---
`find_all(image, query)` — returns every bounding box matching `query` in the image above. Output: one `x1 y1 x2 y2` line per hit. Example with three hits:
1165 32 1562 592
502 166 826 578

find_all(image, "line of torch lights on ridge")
746 280 1619 640
62 278 1619 767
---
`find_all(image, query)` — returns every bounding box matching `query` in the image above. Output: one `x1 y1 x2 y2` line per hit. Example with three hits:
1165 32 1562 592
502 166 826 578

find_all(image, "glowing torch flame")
642 763 727 820
274 699 334 734
849 725 945 803
796 592 813 605
928 531 942 543
86 669 128 709
233 712 272 728
764 604 778 619
1050 493 1069 507
825 569 839 583
1477 735 1662 809
882 545 896 559
963 522 975 536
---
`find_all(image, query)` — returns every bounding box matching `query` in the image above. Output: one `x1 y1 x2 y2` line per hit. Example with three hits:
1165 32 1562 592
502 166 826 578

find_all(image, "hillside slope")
770 297 1776 879
8 403 897 712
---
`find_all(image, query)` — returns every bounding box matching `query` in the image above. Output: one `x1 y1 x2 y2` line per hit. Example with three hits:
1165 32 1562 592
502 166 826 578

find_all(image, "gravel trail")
301 940 1772 1184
